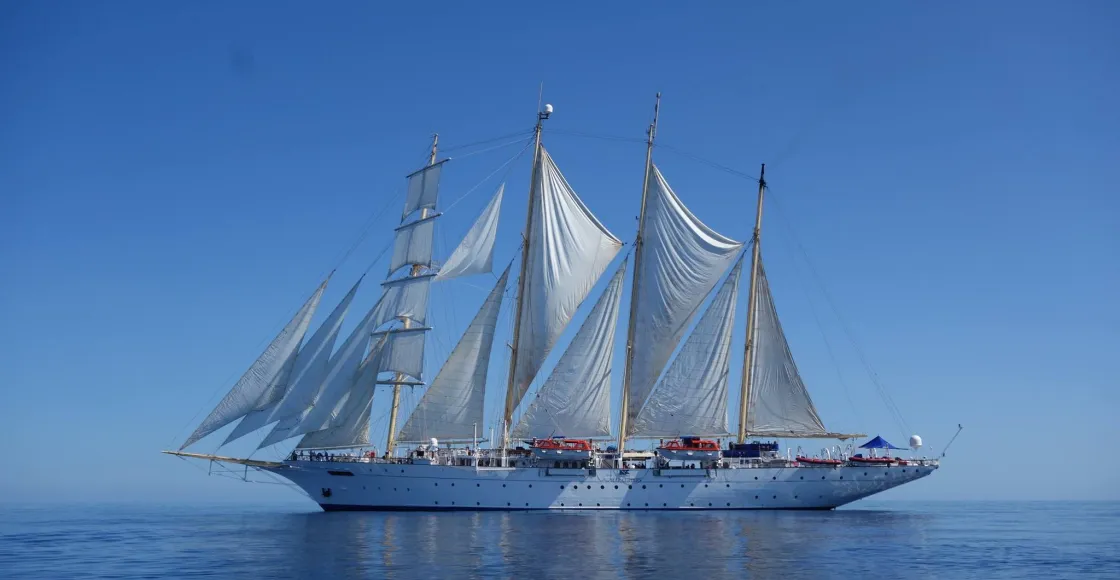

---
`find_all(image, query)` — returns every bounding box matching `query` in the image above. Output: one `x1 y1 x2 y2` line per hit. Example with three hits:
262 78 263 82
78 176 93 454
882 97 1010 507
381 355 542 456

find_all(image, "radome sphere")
909 434 923 450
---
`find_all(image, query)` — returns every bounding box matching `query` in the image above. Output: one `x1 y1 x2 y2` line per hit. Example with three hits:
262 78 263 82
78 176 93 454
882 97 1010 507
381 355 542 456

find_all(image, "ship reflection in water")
267 507 936 579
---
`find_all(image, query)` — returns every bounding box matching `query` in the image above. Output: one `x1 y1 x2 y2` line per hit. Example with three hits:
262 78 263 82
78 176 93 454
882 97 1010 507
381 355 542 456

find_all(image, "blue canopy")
859 436 904 450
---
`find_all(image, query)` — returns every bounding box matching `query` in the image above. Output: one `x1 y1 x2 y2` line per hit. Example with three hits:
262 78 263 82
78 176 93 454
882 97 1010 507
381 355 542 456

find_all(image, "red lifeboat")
657 437 722 461
528 437 594 461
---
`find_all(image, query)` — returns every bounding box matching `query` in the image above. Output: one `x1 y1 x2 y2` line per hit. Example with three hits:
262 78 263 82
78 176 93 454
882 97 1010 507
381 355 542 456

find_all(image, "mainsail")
222 279 361 445
511 259 627 439
625 164 743 436
631 255 743 437
180 278 327 449
744 260 828 437
389 213 440 274
509 147 623 412
436 184 503 281
397 265 510 443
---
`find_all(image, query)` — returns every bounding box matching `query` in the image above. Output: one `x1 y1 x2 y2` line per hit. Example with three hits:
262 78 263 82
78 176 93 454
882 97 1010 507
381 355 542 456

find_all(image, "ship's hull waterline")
267 461 937 511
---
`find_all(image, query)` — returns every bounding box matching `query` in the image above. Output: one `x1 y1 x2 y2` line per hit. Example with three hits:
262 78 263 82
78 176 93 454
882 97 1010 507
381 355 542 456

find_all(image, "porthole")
800 476 804 480
772 495 776 499
614 485 618 489
560 485 565 489
596 503 600 506
690 503 694 506
502 484 506 487
601 485 605 489
864 472 868 476
642 485 646 489
507 502 510 506
578 503 582 506
587 485 591 489
754 476 758 480
627 503 631 506
529 484 533 488
451 483 455 487
726 503 730 507
644 503 649 507
704 484 708 488
754 495 759 499
659 484 663 488
628 485 632 489
476 483 480 487
794 496 798 499
663 503 667 507
434 501 439 505
821 476 825 480
840 476 844 480
434 482 438 486
772 476 776 480
680 484 684 488
726 484 730 488
476 502 480 506
708 502 712 506
561 503 565 506
451 501 455 505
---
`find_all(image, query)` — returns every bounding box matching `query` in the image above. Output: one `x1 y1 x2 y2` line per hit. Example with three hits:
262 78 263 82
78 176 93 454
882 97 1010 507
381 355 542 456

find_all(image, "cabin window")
327 470 354 477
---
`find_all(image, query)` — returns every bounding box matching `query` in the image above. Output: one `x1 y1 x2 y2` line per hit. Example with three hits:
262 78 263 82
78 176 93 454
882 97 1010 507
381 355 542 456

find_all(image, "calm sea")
0 501 1116 579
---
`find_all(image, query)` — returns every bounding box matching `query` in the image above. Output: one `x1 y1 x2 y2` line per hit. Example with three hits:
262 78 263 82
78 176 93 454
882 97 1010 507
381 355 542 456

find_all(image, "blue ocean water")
0 501 1116 579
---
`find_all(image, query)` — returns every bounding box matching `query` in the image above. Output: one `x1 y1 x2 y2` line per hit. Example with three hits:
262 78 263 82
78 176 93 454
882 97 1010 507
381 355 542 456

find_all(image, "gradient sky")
2 1 1117 505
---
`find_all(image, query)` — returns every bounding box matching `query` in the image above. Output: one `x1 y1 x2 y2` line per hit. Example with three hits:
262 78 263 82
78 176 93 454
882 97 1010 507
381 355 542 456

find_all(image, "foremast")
737 164 766 444
617 93 660 462
385 134 439 455
501 106 549 447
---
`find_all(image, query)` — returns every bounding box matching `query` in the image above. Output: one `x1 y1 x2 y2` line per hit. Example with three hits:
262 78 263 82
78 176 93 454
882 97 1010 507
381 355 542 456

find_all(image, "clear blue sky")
2 1 1117 505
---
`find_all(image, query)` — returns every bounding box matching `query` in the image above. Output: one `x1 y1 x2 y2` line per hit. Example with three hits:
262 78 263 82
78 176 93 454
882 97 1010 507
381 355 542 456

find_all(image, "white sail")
294 337 387 449
631 255 743 437
372 326 429 382
372 274 433 328
625 164 743 433
746 261 828 436
222 279 361 445
258 296 382 448
401 160 446 219
180 278 327 449
397 265 510 443
388 213 439 275
511 259 627 440
510 147 623 411
436 184 503 281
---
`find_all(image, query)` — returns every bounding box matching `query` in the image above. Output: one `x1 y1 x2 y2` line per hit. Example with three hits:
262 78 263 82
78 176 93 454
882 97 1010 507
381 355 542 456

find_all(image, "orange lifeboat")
528 437 594 461
657 437 722 461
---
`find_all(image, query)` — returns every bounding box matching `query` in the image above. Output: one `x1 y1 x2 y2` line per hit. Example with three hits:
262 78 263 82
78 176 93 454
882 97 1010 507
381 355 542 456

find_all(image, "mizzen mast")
736 163 765 444
385 133 439 455
617 93 660 461
501 105 550 446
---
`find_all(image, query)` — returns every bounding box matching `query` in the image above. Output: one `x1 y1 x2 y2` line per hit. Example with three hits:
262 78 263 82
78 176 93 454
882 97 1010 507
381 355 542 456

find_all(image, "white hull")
267 460 937 511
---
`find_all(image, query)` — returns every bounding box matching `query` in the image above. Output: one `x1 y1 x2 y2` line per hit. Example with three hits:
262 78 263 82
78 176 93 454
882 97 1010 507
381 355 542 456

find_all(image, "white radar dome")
909 435 923 450
430 437 439 448
543 103 554 115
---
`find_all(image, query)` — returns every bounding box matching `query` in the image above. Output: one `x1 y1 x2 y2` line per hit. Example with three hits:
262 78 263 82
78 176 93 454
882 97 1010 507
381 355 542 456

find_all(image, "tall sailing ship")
165 97 938 511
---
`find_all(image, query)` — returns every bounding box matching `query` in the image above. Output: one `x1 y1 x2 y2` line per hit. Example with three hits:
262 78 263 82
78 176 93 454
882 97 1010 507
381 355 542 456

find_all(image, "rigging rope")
766 190 912 439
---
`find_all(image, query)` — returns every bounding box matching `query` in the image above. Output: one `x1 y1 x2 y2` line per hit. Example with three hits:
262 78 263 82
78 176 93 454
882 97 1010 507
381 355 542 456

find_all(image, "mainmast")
501 105 551 446
736 164 765 444
617 93 660 461
385 133 439 455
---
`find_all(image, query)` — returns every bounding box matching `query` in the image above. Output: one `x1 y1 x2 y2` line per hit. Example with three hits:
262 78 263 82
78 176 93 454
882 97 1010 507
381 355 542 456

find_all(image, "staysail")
511 258 627 440
436 184 503 281
221 279 362 445
631 255 743 437
397 265 510 443
625 164 743 436
745 260 828 436
294 335 388 449
257 294 383 448
509 147 623 411
180 278 328 449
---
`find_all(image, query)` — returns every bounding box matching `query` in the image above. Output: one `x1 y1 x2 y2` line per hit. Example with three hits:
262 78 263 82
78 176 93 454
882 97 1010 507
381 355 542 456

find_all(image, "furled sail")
180 278 327 449
511 259 627 440
222 279 361 445
745 261 828 436
631 255 743 437
397 266 510 443
372 274 433 328
436 184 503 281
401 160 446 219
388 213 439 275
257 296 382 448
625 164 743 435
510 147 623 411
